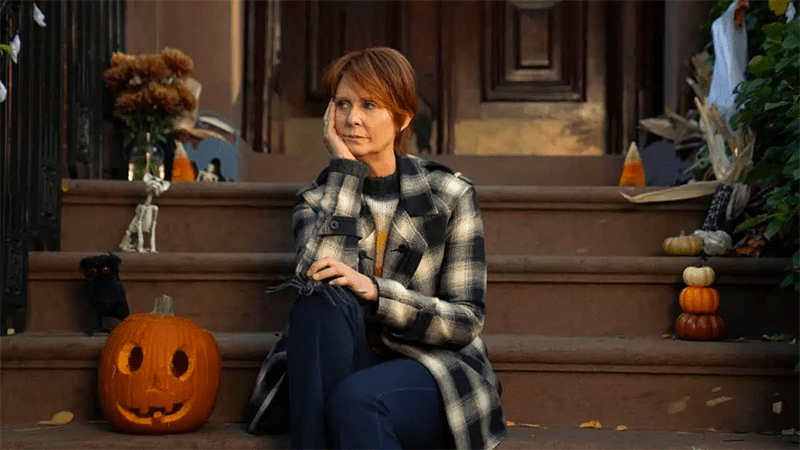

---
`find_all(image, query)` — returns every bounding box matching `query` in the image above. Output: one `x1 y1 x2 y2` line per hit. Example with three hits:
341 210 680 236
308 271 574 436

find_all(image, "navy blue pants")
286 283 453 449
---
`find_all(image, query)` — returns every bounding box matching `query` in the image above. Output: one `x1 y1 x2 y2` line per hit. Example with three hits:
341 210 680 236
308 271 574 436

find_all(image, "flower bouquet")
103 47 197 180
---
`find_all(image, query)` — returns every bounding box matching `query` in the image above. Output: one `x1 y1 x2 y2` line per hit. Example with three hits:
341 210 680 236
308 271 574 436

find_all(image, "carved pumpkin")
675 312 725 340
98 295 222 434
663 234 703 256
679 286 720 314
682 266 715 287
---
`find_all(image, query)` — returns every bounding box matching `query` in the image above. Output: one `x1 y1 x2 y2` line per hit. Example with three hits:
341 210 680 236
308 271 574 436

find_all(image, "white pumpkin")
683 266 715 287
693 230 732 256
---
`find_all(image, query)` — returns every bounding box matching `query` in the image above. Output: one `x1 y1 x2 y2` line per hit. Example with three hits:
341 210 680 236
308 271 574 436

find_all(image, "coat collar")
397 155 438 217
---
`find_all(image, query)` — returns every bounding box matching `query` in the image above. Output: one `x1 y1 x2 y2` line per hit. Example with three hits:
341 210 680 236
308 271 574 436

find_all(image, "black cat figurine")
79 253 129 335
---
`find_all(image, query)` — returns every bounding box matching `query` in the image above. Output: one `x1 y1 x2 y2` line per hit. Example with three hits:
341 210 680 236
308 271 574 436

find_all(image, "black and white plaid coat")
293 155 508 450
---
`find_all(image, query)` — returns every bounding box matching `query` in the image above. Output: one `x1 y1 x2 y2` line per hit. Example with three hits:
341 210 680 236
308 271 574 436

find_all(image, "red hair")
322 47 418 156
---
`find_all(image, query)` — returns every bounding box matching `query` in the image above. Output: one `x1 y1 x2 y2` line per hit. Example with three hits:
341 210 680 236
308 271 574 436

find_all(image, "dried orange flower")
144 54 170 79
110 52 135 67
175 80 197 112
114 90 139 112
103 65 129 91
162 47 194 77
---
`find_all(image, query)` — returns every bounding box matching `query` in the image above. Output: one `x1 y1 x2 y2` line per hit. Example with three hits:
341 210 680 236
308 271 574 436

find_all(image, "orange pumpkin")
675 313 725 341
679 286 720 314
98 295 221 434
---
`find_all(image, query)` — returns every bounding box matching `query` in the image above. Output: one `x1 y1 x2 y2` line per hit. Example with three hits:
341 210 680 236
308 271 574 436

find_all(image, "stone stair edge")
28 252 792 281
61 179 711 209
1 423 797 450
3 333 796 372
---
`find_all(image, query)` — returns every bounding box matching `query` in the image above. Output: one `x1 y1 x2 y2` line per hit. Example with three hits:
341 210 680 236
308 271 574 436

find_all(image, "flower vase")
127 133 165 181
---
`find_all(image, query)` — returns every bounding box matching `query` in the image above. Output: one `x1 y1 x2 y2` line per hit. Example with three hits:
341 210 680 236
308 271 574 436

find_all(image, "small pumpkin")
675 312 725 340
693 229 732 256
682 266 715 287
98 295 222 434
679 286 720 314
618 142 645 187
663 234 703 256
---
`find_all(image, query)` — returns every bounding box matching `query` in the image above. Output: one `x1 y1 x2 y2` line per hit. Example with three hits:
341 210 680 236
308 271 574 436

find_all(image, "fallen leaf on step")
579 420 602 429
773 401 782 414
61 181 69 193
507 421 541 428
781 428 796 436
615 425 628 431
6 328 14 336
661 333 676 339
763 334 792 342
38 411 73 425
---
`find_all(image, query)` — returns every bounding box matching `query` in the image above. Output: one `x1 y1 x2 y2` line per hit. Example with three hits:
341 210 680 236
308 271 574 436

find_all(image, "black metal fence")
1 0 124 335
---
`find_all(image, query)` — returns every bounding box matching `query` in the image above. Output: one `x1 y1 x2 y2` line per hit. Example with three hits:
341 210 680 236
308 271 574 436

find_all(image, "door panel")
450 0 606 156
269 0 658 160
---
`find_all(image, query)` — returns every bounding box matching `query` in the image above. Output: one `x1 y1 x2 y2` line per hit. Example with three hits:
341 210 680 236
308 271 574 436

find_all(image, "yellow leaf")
38 411 73 425
61 182 69 193
769 0 789 15
506 421 517 427
579 420 602 429
615 425 628 431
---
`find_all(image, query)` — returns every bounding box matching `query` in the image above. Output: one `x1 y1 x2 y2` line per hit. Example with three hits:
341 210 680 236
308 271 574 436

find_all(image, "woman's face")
333 76 404 158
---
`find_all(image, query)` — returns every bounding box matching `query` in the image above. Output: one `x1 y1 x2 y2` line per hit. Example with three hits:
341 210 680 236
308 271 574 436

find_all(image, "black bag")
244 329 290 435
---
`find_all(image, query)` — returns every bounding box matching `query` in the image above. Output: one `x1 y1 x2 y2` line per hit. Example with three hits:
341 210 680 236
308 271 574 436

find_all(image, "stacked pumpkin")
675 266 725 340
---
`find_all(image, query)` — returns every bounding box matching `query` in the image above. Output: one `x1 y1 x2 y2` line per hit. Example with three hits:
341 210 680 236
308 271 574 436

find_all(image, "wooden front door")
256 0 661 160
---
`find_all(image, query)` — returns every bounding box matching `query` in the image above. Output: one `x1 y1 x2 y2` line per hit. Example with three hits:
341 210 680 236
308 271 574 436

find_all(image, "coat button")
329 220 339 230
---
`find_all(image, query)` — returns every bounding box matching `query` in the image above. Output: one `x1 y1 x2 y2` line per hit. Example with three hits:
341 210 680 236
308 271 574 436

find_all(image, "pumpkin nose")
149 371 167 392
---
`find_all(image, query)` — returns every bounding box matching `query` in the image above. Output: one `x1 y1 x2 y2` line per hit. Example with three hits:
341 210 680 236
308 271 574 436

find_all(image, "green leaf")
793 168 800 180
765 101 791 110
759 85 774 96
764 22 788 40
764 218 785 239
735 214 770 232
749 55 777 75
783 32 800 49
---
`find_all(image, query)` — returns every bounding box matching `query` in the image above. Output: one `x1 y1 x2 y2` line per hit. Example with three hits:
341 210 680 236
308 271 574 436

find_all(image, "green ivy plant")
731 5 799 289
693 1 800 290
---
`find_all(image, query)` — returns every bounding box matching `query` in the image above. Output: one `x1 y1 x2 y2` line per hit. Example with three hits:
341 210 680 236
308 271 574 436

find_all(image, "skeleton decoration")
119 173 171 253
196 163 219 183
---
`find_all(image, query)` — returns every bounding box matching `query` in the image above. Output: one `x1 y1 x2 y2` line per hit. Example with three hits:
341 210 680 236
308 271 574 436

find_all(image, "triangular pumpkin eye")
171 350 189 378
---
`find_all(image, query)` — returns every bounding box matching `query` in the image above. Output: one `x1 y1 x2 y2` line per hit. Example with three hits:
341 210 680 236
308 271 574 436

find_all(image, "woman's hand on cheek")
323 100 355 160
307 256 378 301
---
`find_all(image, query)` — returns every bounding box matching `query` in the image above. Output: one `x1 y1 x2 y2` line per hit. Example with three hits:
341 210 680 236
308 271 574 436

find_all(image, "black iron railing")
1 0 124 335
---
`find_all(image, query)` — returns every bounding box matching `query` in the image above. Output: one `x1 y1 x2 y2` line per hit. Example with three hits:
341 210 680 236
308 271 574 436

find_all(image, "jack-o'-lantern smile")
118 402 191 424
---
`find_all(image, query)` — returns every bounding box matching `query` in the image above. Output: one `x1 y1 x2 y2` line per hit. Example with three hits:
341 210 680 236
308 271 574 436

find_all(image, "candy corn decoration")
618 142 645 187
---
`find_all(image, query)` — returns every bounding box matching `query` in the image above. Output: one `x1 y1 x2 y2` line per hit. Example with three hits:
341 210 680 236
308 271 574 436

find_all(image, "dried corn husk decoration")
619 142 645 187
621 88 754 204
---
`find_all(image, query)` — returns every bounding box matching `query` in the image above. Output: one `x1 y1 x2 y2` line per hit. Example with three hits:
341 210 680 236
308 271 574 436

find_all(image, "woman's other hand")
323 100 355 160
307 256 378 301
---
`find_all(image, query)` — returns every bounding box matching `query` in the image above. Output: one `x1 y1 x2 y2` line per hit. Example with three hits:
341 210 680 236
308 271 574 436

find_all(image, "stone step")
1 423 797 449
28 252 796 339
1 333 797 433
61 180 710 256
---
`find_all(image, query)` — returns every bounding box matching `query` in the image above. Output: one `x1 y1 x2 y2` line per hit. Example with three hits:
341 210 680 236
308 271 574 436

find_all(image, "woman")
286 47 507 450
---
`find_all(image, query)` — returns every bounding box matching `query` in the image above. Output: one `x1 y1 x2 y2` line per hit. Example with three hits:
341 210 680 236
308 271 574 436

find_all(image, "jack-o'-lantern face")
98 296 221 434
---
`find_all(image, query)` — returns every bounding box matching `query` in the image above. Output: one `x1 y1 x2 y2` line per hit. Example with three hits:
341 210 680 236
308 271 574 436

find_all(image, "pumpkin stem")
151 295 175 316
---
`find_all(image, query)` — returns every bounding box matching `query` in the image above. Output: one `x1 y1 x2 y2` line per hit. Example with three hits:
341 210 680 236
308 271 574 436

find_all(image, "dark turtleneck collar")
363 169 400 198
